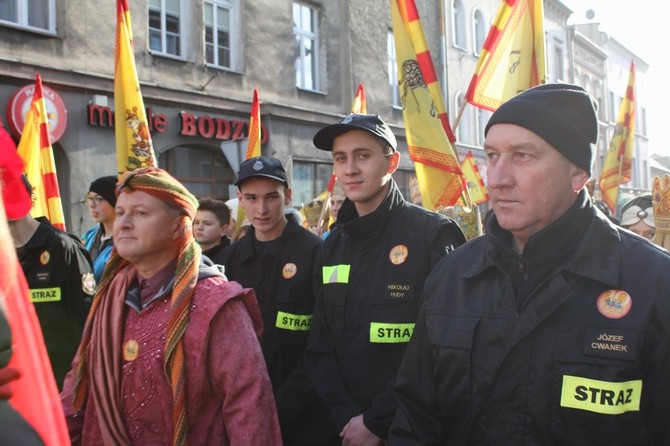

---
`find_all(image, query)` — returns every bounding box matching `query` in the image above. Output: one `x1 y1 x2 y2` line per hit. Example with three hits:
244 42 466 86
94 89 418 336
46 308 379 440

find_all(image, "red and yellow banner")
599 61 636 214
391 0 465 210
16 74 67 231
465 0 546 111
351 83 367 114
462 151 489 205
244 88 261 159
0 149 70 446
115 0 156 173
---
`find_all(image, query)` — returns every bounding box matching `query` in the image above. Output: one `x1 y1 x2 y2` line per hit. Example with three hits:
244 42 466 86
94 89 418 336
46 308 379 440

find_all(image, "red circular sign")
6 83 68 143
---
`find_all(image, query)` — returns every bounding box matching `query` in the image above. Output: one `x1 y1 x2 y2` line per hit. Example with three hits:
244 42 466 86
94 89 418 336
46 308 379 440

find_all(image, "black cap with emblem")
313 113 397 152
235 156 289 187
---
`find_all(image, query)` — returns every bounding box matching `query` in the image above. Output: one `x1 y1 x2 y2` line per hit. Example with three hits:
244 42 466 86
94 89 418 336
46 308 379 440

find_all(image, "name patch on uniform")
384 283 414 301
276 311 312 331
30 287 61 303
369 322 414 343
322 264 350 284
582 327 637 361
560 375 642 415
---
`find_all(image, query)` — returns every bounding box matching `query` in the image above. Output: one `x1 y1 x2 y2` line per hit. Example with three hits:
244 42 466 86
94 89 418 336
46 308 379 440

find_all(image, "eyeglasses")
85 194 105 205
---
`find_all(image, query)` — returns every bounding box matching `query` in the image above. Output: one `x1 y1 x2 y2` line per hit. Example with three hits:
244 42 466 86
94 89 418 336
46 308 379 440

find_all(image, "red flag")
16 74 67 232
465 0 546 111
599 61 636 214
392 0 466 210
115 0 157 173
0 126 70 446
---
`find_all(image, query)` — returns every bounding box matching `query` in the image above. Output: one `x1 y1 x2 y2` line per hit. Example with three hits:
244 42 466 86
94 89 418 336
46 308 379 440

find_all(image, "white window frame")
387 31 402 109
0 0 56 34
293 2 320 91
452 0 467 50
472 8 486 56
149 0 185 58
204 0 240 70
455 92 472 144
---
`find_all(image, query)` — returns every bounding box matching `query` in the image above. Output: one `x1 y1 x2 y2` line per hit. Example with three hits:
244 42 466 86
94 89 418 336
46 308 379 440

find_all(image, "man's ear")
284 187 292 205
387 151 400 174
570 164 590 192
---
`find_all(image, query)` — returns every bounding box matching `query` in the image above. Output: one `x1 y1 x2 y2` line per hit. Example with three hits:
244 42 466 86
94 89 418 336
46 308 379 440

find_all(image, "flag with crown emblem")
391 0 466 210
115 0 157 173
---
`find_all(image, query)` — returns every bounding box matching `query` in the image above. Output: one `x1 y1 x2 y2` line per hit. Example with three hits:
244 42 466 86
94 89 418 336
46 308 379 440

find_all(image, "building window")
553 40 564 82
0 0 55 33
204 0 239 69
455 92 472 144
292 161 331 207
472 9 486 56
476 107 490 146
452 0 466 50
160 146 235 200
149 0 182 56
293 2 320 91
387 31 402 108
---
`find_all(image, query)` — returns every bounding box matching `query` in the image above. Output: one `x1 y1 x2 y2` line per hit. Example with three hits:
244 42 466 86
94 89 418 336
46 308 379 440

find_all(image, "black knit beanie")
89 175 118 207
485 83 598 176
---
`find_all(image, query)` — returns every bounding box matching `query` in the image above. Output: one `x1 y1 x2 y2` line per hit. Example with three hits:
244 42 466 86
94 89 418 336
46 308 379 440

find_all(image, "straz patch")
275 311 312 331
582 327 637 361
30 287 61 303
369 322 414 343
560 375 642 415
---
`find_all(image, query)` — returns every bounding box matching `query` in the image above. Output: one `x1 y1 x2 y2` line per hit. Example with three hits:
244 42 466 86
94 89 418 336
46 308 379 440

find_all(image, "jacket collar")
337 178 404 238
236 213 302 263
464 192 621 288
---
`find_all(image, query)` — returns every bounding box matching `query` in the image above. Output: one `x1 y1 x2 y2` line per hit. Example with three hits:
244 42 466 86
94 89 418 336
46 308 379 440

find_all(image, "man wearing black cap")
305 114 466 444
81 175 117 281
391 84 670 444
216 156 339 445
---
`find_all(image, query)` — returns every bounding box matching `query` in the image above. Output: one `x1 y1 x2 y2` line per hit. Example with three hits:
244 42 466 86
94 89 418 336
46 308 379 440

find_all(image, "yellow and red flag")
16 74 67 231
244 88 261 159
599 61 636 214
391 0 465 210
461 151 489 205
237 89 262 232
115 0 156 173
465 0 546 111
0 139 70 446
351 83 367 114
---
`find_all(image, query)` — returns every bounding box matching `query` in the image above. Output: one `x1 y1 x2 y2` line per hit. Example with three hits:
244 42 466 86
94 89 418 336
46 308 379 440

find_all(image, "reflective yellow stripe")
29 287 62 303
560 375 642 414
369 322 414 343
275 311 313 331
322 264 350 284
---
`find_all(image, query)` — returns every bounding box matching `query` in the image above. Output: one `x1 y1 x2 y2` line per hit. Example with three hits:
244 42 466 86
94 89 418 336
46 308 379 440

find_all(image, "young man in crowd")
193 197 231 260
304 114 466 445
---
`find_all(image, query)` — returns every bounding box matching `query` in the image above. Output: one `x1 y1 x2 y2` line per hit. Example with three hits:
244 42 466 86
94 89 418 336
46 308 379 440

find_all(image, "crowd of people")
1 83 670 445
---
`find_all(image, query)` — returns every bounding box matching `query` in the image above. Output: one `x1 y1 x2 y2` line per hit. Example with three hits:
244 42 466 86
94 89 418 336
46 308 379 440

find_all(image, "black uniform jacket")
17 218 94 389
392 192 670 445
217 215 338 445
304 180 466 438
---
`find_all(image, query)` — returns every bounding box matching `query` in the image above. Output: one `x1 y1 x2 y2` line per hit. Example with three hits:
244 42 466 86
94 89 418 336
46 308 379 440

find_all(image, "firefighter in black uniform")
391 84 670 444
6 174 94 390
217 156 338 445
304 114 466 445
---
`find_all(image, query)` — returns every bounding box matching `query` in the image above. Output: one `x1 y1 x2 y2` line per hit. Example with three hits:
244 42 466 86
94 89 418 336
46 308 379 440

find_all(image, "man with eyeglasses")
81 176 117 281
1 125 95 390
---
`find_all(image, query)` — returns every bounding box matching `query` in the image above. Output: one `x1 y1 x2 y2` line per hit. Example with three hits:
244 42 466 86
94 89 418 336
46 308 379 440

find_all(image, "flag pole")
451 99 467 133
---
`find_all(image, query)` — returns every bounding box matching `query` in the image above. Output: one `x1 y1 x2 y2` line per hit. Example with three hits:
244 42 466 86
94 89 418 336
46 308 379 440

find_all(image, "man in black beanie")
391 83 670 444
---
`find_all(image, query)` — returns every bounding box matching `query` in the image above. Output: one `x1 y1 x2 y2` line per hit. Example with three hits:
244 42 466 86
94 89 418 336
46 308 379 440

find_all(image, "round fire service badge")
389 245 409 265
282 263 297 279
596 289 632 319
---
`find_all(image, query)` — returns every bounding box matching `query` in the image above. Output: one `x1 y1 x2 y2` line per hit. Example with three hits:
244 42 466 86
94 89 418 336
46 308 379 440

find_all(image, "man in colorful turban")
60 167 281 445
